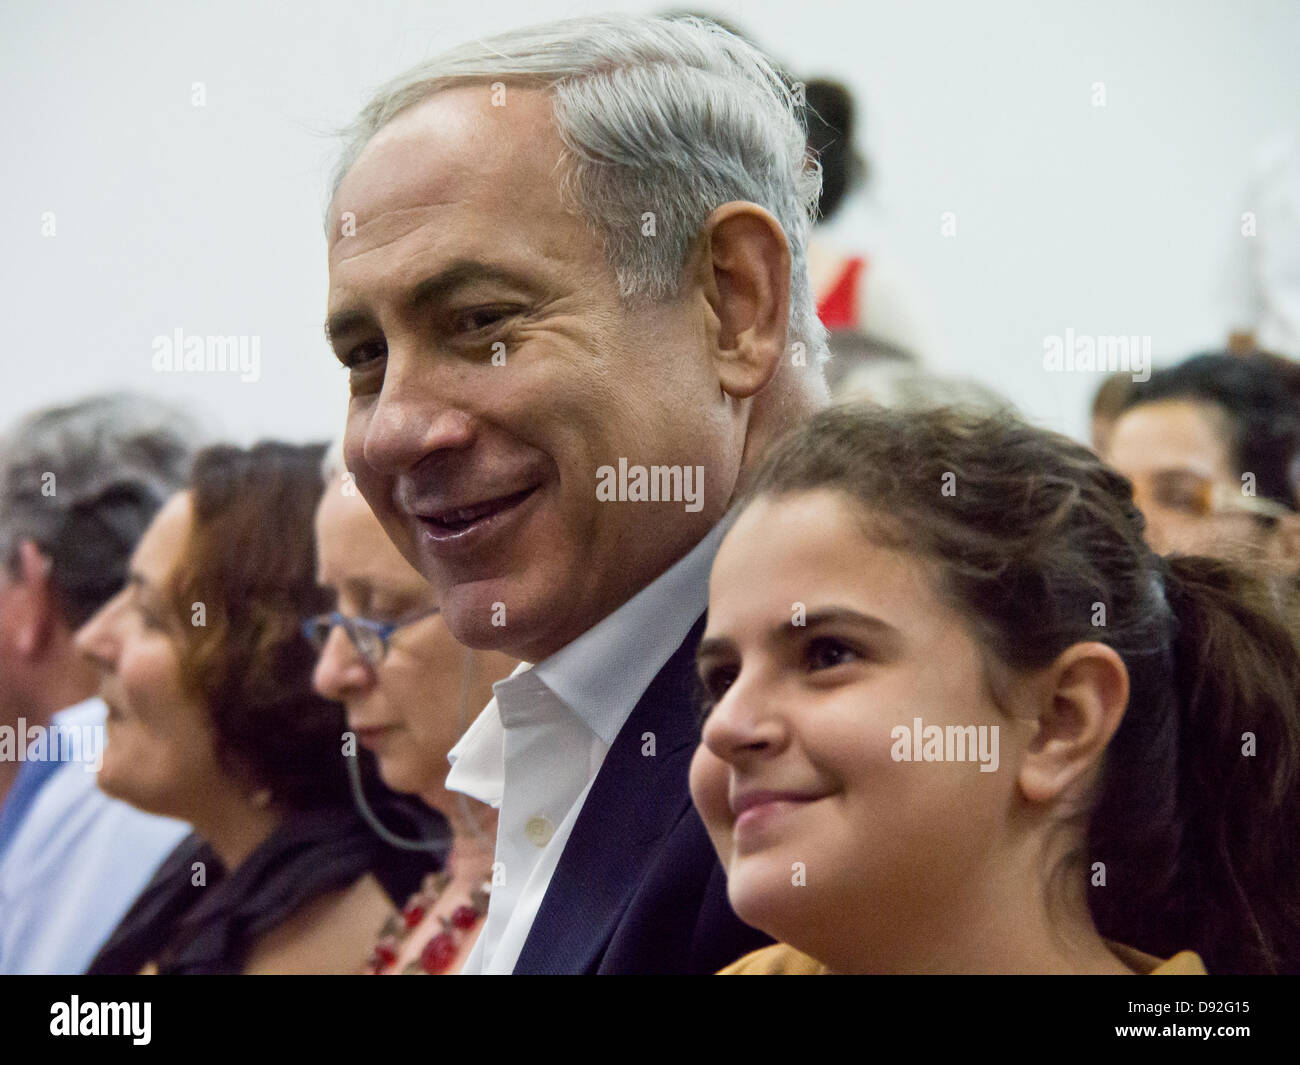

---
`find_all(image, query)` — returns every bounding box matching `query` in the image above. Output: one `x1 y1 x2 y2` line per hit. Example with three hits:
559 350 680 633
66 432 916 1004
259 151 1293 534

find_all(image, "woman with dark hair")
1108 351 1300 561
75 441 443 974
691 404 1300 974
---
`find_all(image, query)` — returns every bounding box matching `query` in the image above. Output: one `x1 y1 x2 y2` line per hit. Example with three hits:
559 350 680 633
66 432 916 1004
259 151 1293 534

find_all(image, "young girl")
690 404 1300 974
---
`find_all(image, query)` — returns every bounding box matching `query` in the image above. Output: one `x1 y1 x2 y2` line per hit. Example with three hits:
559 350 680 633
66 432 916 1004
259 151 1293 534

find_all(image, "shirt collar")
446 513 734 797
532 514 731 746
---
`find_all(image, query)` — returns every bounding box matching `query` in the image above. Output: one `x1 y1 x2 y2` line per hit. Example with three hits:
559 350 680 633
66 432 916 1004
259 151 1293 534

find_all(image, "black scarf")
87 803 445 975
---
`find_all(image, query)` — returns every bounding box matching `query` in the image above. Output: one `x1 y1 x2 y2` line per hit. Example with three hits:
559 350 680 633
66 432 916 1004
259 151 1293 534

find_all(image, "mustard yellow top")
718 941 1208 975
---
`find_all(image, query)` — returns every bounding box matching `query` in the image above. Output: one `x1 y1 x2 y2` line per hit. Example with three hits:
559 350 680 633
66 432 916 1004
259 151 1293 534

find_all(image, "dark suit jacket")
513 614 772 973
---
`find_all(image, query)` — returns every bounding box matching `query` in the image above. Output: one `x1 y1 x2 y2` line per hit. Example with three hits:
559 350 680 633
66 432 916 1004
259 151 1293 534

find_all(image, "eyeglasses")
301 606 440 667
1140 469 1294 520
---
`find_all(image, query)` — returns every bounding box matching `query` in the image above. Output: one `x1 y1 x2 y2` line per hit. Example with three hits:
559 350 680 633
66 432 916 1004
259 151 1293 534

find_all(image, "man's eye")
340 340 387 371
454 307 513 334
806 637 859 672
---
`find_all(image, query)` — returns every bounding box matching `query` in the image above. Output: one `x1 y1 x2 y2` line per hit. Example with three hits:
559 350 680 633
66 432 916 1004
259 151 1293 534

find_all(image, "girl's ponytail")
1158 555 1300 973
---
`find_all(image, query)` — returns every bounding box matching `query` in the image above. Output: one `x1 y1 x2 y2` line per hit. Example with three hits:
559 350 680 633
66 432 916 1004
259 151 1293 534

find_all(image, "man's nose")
358 342 477 476
312 625 374 700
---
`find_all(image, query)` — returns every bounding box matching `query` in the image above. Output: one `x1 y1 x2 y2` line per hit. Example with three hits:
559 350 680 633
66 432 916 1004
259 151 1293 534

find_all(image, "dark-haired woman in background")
1108 350 1300 562
692 404 1300 974
76 442 442 974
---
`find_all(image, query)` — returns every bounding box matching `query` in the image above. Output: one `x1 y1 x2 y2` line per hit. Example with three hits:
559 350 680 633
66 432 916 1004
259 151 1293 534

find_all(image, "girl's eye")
701 664 739 702
696 663 739 722
807 636 859 672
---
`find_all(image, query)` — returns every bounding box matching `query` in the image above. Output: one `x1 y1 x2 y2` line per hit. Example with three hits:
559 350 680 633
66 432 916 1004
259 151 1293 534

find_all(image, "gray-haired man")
0 393 196 973
326 14 828 973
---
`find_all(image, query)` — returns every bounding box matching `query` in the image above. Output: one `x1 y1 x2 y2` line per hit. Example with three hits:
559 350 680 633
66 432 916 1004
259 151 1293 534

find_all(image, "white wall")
5 0 1298 444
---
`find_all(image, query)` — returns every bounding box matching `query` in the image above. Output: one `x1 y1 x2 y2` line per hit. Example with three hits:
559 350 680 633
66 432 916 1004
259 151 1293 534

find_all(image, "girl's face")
75 492 228 823
689 490 1025 968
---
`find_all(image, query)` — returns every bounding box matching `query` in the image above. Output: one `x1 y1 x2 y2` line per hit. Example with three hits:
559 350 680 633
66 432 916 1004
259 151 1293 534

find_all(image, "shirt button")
524 815 554 848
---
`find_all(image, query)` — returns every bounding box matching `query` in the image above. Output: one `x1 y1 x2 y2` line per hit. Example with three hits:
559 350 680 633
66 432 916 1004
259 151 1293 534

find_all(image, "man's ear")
1018 642 1130 805
693 201 791 401
11 540 56 657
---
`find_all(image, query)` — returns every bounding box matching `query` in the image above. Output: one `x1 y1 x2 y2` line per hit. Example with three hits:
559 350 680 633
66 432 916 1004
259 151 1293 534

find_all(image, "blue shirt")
0 698 189 974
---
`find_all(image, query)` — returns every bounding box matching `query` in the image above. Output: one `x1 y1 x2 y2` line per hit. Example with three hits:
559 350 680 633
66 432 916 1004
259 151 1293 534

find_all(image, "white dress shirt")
446 517 730 974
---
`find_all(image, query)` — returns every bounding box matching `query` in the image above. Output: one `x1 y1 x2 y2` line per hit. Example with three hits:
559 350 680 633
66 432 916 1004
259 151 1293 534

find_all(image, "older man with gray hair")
0 393 196 973
326 13 828 972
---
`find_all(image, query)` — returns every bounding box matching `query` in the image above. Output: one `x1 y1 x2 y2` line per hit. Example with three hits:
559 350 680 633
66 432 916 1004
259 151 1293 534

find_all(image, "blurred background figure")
1106 351 1300 562
1089 372 1134 459
1224 132 1300 360
668 12 938 390
0 393 196 974
833 357 1011 413
309 445 517 974
803 77 939 387
78 441 443 974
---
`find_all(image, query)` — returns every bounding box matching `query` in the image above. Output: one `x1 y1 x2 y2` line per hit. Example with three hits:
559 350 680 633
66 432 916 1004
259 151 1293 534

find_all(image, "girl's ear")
1017 642 1130 804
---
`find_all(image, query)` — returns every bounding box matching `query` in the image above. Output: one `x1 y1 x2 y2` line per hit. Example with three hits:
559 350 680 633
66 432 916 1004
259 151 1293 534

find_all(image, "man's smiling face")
326 86 735 663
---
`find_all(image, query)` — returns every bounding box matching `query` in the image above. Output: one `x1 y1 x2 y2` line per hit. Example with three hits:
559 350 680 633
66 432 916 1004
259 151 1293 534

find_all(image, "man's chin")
439 587 525 652
438 581 571 661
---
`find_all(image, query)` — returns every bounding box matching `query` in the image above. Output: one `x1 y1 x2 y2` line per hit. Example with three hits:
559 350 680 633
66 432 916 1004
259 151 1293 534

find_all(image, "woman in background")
309 448 517 974
77 442 440 974
691 404 1300 974
1107 350 1300 563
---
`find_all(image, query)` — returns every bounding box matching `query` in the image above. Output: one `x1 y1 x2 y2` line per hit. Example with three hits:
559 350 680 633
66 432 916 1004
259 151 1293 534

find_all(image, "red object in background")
816 255 867 330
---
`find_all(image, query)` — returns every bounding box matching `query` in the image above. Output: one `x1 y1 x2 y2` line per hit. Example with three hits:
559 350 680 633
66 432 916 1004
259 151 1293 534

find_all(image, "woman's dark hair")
803 78 867 224
165 441 346 809
741 403 1300 973
1121 351 1300 510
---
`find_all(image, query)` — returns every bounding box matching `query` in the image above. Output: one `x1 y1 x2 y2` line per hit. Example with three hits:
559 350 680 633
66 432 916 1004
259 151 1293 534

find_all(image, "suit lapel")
512 614 706 974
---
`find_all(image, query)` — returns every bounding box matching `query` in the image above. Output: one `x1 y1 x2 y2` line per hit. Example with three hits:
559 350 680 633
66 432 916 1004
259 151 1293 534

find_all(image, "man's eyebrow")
324 261 543 345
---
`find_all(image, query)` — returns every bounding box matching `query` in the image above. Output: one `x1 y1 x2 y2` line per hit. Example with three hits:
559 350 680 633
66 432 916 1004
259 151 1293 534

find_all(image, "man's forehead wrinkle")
328 203 461 268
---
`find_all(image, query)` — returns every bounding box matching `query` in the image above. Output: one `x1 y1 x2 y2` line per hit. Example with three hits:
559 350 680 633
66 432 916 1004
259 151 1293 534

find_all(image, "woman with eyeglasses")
1106 351 1300 564
309 446 517 974
76 441 442 974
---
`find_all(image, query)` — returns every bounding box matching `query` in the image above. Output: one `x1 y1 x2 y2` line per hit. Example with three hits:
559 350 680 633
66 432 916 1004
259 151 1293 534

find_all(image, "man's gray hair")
0 393 201 627
329 13 828 371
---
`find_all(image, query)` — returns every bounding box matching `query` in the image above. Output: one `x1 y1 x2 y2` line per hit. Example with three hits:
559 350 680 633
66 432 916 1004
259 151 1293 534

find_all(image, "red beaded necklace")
364 870 491 975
